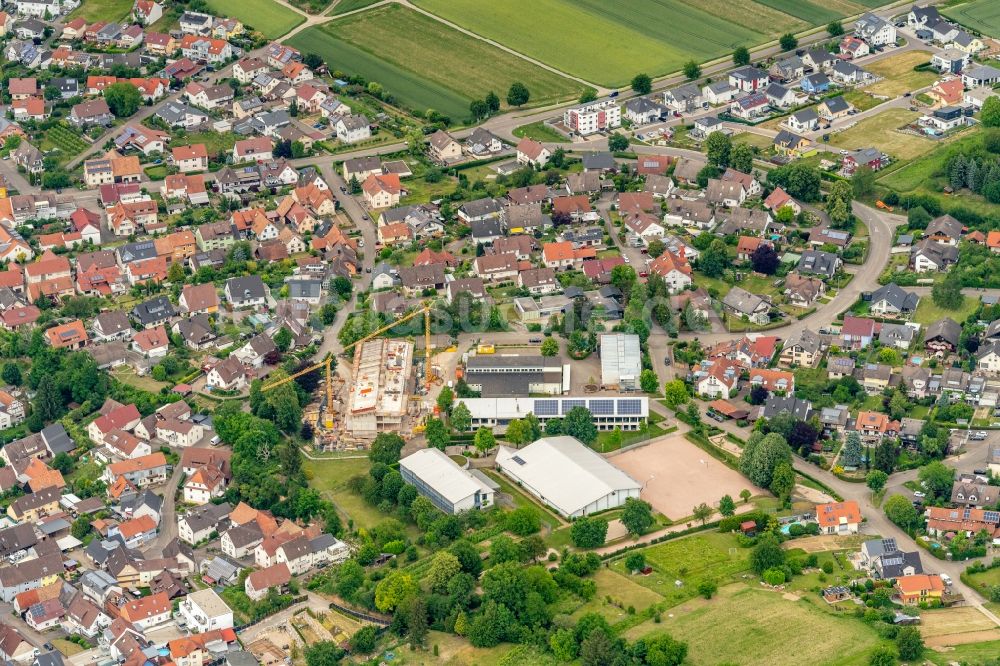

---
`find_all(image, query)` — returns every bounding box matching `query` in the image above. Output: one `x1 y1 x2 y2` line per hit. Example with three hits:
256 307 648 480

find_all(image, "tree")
305 642 343 666
437 386 454 415
469 99 489 120
692 502 713 525
104 82 142 117
71 516 91 540
896 626 923 661
507 82 530 107
827 179 854 229
873 439 896 474
884 494 919 530
406 596 428 646
485 91 500 112
640 369 659 394
779 33 798 51
631 73 652 94
733 46 750 66
427 551 462 594
580 628 617 666
611 264 637 296
504 418 531 445
474 427 495 454
697 579 718 599
729 143 754 173
621 497 654 536
867 645 895 666
1 363 21 386
663 379 688 408
750 243 779 274
608 133 629 152
770 462 795 502
563 406 598 444
625 552 646 573
827 20 844 36
424 417 449 450
369 433 405 465
644 634 688 666
349 626 377 654
739 432 792 489
718 495 735 517
506 506 541 535
705 131 731 168
451 401 472 432
750 534 785 574
570 516 609 548
647 238 666 258
273 327 292 353
788 421 818 454
550 627 578 662
374 571 417 612
982 96 1000 128
540 337 559 356
740 488 752 504
51 452 74 474
699 238 730 278
842 431 863 467
866 469 888 494
919 460 955 501
683 60 701 80
932 274 964 310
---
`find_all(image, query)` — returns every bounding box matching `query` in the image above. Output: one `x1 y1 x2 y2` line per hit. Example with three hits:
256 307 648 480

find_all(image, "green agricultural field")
288 5 582 120
628 585 883 666
753 0 842 23
206 0 304 39
945 0 1000 39
412 0 770 86
330 0 381 15
40 124 89 163
70 0 134 22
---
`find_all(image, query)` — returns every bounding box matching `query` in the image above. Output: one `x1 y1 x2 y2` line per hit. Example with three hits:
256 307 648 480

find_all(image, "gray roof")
132 295 176 326
876 550 922 579
459 197 502 219
791 108 818 124
761 395 812 421
797 250 840 278
823 96 851 114
42 423 74 455
925 317 961 346
879 323 914 345
870 283 919 312
582 152 616 171
226 275 267 301
784 328 821 355
722 286 767 315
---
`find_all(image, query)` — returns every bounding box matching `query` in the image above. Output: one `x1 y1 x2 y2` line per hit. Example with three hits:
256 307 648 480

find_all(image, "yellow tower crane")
260 303 434 429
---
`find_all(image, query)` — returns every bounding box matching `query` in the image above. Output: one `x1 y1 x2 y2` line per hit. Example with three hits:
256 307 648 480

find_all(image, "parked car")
913 491 926 498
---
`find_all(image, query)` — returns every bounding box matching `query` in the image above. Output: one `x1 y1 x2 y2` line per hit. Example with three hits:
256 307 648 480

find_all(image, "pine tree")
966 158 979 192
949 154 967 191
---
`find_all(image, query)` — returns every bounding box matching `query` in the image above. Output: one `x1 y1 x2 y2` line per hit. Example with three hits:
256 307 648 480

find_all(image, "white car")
913 491 926 498
623 255 630 263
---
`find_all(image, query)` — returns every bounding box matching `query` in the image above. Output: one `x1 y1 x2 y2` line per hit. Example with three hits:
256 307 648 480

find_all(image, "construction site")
344 338 417 438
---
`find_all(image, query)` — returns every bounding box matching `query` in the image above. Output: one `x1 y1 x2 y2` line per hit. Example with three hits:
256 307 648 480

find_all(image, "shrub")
762 568 785 586
822 561 834 574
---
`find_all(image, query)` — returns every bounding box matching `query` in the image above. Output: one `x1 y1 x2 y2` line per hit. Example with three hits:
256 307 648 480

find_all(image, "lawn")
827 109 935 161
926 639 1000 666
841 90 883 113
627 585 883 666
945 0 1000 39
288 5 582 120
863 50 937 98
610 532 751 606
733 131 775 150
480 469 564 532
304 456 403 532
181 131 240 156
513 121 570 143
69 0 134 22
205 0 304 39
965 565 1000 597
912 294 979 326
112 366 168 393
411 0 772 86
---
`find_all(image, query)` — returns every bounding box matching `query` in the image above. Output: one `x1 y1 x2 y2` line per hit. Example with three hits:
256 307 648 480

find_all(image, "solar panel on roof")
534 400 558 416
589 399 614 416
618 399 642 415
984 511 1000 523
562 399 586 414
512 455 526 466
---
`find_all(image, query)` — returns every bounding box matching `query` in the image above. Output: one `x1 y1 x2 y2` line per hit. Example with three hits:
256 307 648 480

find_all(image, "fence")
328 600 391 627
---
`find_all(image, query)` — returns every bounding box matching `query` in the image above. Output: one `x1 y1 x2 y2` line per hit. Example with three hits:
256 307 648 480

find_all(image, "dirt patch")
782 592 801 601
605 518 628 542
785 535 864 553
610 434 760 520
925 630 1000 648
795 484 836 504
920 606 999 639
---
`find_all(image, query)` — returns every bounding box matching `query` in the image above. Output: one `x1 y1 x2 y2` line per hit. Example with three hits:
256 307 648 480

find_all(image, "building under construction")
344 338 414 438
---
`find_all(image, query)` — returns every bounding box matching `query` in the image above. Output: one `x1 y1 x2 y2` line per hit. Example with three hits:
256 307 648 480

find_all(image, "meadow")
206 0 304 39
863 50 937 98
411 0 771 86
627 585 883 666
753 0 842 23
288 5 582 120
330 0 381 15
828 109 934 161
69 0 134 22
945 0 1000 39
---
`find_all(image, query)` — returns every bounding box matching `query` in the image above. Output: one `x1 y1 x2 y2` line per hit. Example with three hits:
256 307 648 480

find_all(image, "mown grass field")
913 294 979 325
945 0 1000 39
330 0 381 15
411 0 771 86
627 585 883 666
288 5 582 119
754 0 842 23
828 109 934 161
863 50 937 97
69 0 134 22
206 0 304 39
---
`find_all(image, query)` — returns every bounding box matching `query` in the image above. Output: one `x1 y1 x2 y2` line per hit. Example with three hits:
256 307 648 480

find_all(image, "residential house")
816 500 861 535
